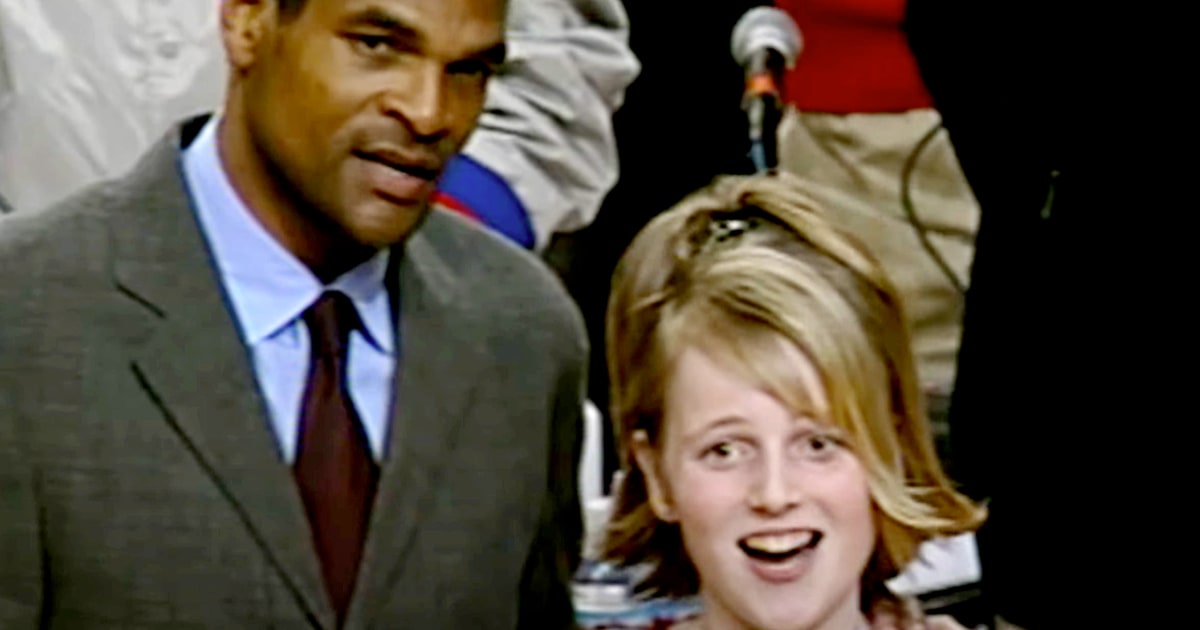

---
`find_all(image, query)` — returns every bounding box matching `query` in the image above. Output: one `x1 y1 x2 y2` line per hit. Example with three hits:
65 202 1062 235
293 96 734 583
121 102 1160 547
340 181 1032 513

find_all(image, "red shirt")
775 0 933 113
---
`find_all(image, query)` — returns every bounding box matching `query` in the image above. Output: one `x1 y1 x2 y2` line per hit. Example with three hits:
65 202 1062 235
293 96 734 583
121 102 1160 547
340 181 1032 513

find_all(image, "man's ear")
632 430 677 522
221 0 275 71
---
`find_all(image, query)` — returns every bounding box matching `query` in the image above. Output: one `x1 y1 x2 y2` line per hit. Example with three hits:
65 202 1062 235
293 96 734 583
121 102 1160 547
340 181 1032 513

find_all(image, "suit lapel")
350 222 491 627
110 121 335 629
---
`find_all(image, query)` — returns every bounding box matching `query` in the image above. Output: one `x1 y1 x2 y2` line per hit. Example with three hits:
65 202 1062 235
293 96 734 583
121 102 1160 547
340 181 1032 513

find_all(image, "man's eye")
350 35 394 57
448 60 496 78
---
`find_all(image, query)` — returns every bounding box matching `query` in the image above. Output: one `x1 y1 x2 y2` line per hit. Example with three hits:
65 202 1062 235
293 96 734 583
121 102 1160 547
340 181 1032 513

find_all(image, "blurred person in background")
773 0 979 427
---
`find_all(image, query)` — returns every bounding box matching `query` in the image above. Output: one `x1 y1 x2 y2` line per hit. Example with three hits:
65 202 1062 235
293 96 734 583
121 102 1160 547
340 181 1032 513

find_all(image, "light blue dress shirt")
182 117 396 463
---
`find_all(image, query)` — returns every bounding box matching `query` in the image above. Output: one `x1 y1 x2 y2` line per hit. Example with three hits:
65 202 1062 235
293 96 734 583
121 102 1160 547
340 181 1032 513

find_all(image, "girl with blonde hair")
603 173 984 630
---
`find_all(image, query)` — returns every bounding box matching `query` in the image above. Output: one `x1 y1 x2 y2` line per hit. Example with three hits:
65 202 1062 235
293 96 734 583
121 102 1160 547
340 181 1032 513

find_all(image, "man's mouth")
355 149 440 182
354 148 441 203
738 530 822 563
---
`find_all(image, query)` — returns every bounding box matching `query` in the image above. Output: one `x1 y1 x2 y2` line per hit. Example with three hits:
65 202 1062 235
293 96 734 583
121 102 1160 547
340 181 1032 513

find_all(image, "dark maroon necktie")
293 291 379 625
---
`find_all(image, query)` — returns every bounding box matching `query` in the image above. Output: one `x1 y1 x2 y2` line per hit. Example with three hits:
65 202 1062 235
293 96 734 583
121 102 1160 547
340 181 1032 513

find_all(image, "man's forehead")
306 0 506 54
314 0 507 29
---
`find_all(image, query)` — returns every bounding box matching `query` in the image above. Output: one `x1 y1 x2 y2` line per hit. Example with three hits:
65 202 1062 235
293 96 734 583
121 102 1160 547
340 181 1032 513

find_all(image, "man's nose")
380 62 450 141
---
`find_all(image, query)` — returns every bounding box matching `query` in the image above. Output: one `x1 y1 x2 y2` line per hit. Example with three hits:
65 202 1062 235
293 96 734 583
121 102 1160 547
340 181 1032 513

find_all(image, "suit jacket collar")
109 117 336 627
348 221 494 628
109 118 490 629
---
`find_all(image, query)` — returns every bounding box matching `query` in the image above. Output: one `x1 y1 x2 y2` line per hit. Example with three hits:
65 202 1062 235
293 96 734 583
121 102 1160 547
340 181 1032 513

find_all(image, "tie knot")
303 291 360 360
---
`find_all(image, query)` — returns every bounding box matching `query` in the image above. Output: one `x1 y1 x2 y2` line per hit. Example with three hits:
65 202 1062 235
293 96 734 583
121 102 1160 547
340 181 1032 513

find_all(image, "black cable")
901 122 968 296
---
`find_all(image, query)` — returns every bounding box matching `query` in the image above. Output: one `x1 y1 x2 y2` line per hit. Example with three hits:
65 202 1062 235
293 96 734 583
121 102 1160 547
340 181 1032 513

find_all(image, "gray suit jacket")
0 119 587 629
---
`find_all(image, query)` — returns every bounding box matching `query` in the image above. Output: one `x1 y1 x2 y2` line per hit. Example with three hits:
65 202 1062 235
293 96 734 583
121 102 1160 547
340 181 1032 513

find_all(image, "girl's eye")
700 440 749 468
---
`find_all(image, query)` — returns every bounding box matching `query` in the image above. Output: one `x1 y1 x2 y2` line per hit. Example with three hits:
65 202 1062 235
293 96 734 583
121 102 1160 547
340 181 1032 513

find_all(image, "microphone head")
731 7 803 69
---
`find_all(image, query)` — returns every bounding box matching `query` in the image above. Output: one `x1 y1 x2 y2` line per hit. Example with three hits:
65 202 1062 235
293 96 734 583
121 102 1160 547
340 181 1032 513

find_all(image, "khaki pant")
778 108 979 391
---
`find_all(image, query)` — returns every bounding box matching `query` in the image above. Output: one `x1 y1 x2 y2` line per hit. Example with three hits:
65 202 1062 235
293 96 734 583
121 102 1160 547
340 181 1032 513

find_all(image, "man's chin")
345 202 432 249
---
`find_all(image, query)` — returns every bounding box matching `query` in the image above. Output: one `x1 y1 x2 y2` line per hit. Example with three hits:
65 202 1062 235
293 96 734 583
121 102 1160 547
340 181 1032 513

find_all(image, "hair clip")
687 206 776 257
707 216 760 244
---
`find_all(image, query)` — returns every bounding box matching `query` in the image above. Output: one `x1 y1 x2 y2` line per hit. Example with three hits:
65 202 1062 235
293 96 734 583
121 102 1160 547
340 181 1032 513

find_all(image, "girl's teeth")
743 531 814 553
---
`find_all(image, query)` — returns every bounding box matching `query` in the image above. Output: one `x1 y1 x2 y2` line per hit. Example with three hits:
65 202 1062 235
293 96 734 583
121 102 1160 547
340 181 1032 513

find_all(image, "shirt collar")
181 116 394 353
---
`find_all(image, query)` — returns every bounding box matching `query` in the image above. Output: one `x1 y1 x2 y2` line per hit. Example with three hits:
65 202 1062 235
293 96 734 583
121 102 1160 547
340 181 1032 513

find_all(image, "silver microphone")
731 7 803 172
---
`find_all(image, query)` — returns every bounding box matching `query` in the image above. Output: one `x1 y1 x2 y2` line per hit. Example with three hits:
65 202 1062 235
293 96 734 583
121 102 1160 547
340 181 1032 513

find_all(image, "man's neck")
214 114 372 284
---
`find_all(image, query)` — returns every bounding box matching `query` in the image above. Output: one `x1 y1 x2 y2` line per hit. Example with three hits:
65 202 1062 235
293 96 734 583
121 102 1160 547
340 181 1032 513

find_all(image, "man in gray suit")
0 0 586 628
